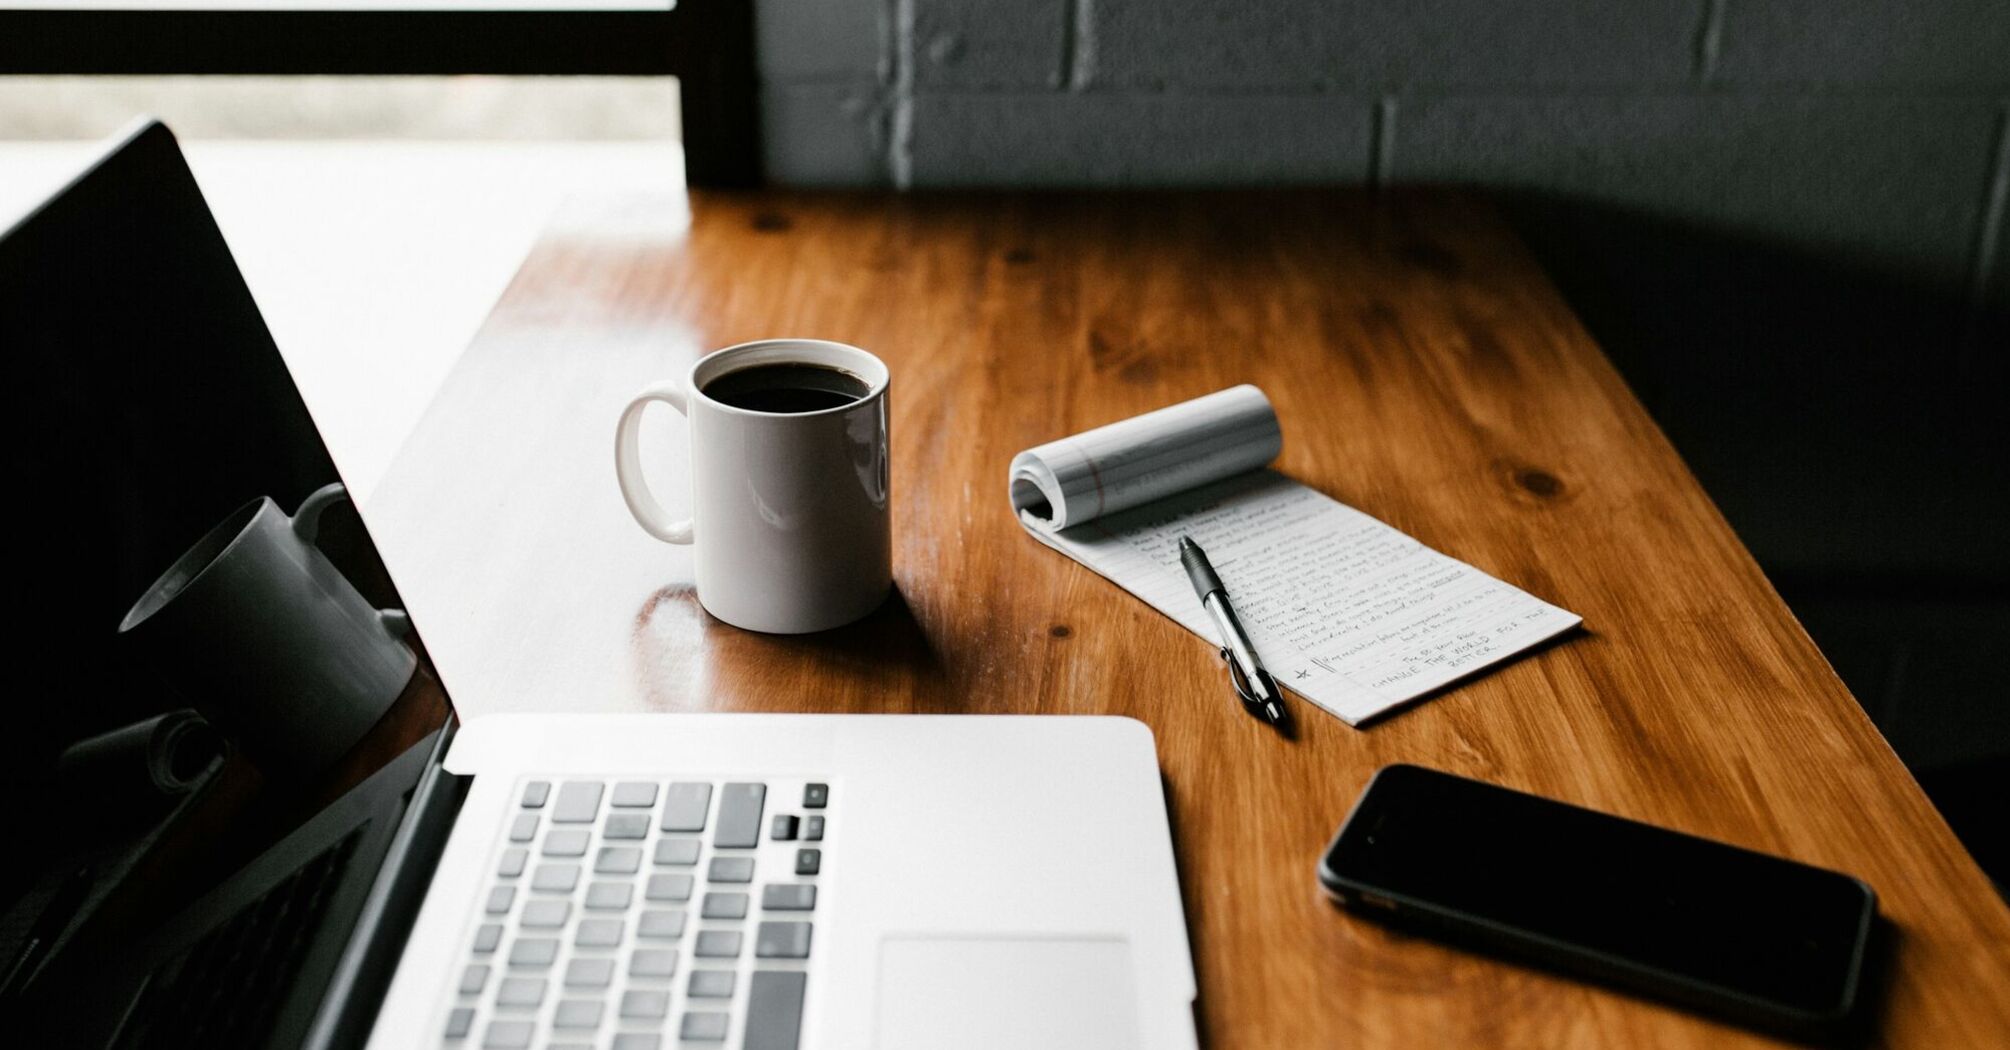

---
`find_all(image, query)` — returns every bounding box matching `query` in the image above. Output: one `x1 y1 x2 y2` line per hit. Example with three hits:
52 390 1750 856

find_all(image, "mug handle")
614 381 696 545
290 482 415 639
290 482 350 545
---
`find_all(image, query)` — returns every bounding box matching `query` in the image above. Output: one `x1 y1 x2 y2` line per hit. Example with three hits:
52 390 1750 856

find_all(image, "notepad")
1009 386 1582 726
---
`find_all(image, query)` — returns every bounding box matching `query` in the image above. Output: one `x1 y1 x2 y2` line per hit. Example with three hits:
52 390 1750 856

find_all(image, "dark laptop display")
1 121 455 1049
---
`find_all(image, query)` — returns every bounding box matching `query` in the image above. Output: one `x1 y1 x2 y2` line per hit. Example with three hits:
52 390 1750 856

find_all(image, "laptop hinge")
299 717 470 1050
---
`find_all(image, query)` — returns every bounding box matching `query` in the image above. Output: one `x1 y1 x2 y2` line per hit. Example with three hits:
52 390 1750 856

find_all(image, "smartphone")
1318 764 1878 1040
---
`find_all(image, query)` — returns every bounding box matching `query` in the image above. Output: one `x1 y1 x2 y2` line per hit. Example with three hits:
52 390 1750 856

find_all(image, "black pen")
1178 536 1288 728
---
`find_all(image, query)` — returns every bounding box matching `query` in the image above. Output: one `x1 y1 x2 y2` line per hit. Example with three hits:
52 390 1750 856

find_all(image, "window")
0 0 756 184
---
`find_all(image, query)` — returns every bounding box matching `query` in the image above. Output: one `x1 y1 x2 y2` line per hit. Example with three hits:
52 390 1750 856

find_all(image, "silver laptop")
4 120 1196 1050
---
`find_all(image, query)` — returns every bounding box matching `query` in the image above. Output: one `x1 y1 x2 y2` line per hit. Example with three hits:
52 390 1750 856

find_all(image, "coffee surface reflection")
701 362 869 414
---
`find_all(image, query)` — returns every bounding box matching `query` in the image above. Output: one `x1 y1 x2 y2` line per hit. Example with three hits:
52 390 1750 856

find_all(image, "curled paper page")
1009 385 1283 532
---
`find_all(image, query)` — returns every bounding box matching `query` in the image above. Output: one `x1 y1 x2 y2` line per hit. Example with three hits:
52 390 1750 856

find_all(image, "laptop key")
444 1006 475 1039
508 938 559 967
564 956 615 988
707 856 754 883
802 816 824 841
604 812 650 839
653 838 701 866
459 964 490 995
770 814 799 841
611 781 659 807
473 923 504 953
486 885 516 914
482 1019 532 1049
645 873 693 902
611 1035 661 1050
701 892 748 919
575 918 624 948
520 781 550 808
586 881 634 910
680 1011 729 1042
508 813 538 842
543 829 590 857
552 781 605 823
714 783 766 847
694 930 741 958
761 884 816 911
629 948 677 978
638 910 687 939
532 864 580 893
660 783 712 832
794 849 821 876
687 969 735 998
496 975 546 1008
754 921 812 959
802 783 828 809
553 998 604 1029
745 970 809 1050
521 899 570 927
496 848 527 877
621 989 671 1019
596 846 643 874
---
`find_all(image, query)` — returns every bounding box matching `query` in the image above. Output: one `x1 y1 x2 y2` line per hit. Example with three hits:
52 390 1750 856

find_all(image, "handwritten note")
1013 389 1581 726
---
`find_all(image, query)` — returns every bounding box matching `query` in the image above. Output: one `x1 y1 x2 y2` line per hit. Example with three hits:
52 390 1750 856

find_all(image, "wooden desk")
367 190 2010 1047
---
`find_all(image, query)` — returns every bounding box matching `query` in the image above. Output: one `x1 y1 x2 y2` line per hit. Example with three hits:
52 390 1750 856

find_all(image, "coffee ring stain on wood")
1049 624 1071 638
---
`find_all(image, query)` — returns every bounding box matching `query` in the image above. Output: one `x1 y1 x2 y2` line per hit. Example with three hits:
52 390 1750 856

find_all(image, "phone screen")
1320 765 1875 1018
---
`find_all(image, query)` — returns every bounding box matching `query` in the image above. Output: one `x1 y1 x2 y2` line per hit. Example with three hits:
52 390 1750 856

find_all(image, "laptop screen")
0 121 446 987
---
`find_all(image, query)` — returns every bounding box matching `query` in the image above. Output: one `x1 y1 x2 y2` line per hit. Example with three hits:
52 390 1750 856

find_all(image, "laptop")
2 120 1197 1050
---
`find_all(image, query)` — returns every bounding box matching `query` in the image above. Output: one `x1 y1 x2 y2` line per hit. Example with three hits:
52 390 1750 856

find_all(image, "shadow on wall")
1490 194 2007 581
1492 194 2010 885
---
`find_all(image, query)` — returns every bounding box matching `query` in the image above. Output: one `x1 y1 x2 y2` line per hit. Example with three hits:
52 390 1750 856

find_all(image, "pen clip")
1219 646 1267 707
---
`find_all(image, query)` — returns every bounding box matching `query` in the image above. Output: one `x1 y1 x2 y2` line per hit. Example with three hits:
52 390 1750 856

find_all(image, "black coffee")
701 363 870 413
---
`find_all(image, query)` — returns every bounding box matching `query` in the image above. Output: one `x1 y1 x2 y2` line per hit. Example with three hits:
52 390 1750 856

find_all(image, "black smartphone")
1317 764 1878 1041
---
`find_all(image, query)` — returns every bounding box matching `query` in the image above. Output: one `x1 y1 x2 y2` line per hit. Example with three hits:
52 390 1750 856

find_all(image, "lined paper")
1012 389 1581 725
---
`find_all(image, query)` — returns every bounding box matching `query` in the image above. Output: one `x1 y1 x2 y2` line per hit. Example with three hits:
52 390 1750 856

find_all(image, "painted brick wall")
755 0 2006 307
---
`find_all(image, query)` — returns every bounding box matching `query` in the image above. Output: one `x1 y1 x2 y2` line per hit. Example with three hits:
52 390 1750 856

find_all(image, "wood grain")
367 189 2010 1048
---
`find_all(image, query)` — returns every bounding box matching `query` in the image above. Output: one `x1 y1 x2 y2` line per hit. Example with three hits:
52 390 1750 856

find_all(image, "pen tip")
1179 535 1196 550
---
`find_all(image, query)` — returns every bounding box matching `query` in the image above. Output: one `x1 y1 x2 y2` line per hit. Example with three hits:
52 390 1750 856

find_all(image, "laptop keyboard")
444 778 827 1050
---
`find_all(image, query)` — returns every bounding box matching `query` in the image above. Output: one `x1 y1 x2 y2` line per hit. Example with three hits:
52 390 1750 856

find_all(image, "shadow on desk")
1312 889 1902 1048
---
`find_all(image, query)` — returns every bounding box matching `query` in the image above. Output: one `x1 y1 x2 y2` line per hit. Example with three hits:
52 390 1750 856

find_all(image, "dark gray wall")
755 1 2006 299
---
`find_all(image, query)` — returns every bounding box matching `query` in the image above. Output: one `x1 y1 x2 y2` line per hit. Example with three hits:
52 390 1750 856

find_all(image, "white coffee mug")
615 339 892 634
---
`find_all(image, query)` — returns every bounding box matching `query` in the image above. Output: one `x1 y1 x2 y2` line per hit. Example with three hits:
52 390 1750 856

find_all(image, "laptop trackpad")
875 936 1141 1050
